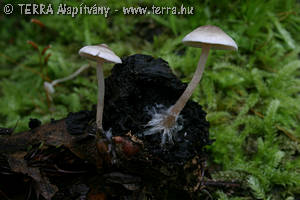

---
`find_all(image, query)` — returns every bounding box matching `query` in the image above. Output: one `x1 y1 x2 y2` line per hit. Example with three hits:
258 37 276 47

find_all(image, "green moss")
1 0 299 199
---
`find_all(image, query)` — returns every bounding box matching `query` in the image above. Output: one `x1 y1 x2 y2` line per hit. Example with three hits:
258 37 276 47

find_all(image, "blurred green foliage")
1 0 300 199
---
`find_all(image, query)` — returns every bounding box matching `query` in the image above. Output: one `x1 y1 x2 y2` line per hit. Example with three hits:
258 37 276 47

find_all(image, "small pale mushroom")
163 25 238 128
44 64 90 97
145 25 238 145
79 44 122 134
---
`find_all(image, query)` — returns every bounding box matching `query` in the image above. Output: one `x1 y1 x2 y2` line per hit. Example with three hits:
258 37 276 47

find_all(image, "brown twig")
202 180 241 188
277 11 296 21
53 165 88 174
0 189 9 200
276 125 300 143
250 108 300 143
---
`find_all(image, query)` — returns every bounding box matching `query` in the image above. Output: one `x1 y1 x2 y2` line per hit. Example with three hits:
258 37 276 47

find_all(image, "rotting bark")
0 54 215 200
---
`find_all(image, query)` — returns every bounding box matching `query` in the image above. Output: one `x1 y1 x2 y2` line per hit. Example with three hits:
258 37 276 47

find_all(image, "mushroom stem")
164 46 210 127
51 64 90 86
96 62 105 134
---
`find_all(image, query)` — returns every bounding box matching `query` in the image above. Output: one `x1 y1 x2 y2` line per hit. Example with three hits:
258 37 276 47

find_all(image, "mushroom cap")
44 81 55 94
182 25 238 51
79 44 122 64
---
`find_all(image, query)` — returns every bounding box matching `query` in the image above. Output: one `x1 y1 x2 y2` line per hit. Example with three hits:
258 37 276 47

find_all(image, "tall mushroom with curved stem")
145 25 238 145
79 44 122 135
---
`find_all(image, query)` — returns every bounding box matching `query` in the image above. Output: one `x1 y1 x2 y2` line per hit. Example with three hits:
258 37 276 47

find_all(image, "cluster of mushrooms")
76 25 237 145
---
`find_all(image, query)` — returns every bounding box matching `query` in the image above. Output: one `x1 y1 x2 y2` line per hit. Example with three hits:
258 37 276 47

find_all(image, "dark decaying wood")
0 54 237 200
